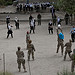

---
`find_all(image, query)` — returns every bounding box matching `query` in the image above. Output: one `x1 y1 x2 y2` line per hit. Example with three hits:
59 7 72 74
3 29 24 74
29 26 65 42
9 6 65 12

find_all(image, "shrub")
0 71 13 75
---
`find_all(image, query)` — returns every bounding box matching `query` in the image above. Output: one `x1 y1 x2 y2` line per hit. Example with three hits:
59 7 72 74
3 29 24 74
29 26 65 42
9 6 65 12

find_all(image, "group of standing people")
16 2 51 13
29 13 41 34
6 15 20 38
6 15 13 38
6 12 75 73
16 30 36 72
56 24 75 72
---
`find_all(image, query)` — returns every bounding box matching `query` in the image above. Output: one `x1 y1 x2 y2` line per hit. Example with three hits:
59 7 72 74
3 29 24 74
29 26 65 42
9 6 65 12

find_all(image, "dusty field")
0 21 75 75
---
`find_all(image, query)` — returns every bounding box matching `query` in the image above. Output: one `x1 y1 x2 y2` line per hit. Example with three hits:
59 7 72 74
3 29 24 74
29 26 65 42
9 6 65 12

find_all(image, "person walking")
16 47 27 72
27 40 35 61
48 20 53 34
64 39 72 61
7 23 13 38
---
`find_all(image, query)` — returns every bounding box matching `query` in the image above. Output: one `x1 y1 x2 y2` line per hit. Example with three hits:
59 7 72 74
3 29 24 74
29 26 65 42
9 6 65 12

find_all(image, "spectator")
48 20 53 34
37 13 41 25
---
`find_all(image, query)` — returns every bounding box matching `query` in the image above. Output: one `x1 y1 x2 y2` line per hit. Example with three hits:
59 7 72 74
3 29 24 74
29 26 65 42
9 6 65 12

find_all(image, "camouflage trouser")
17 59 26 70
28 50 34 60
56 43 64 55
71 61 75 72
64 50 71 60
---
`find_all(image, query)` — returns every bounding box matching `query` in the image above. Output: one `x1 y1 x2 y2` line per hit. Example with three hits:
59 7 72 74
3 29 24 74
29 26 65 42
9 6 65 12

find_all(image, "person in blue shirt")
70 26 75 42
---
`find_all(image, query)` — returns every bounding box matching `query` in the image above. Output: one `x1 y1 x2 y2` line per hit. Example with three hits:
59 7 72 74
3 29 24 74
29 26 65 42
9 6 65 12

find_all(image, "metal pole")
28 60 31 75
3 53 5 75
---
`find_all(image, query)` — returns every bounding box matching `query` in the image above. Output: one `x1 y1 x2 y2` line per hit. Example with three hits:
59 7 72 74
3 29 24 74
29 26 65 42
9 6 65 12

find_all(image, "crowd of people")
16 2 52 13
5 7 75 73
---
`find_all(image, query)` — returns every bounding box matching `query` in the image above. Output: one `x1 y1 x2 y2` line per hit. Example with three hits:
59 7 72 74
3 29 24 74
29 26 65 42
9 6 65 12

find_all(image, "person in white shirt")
7 23 13 38
30 17 35 34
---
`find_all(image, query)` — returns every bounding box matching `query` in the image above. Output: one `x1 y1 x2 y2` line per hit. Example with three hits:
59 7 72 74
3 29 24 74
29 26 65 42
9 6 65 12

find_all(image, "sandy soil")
0 21 75 75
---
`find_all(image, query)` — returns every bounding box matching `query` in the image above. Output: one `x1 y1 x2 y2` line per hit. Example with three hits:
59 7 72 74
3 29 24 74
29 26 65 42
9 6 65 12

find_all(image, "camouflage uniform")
71 49 75 72
56 28 64 55
27 40 35 61
16 47 27 72
26 33 30 48
64 40 72 61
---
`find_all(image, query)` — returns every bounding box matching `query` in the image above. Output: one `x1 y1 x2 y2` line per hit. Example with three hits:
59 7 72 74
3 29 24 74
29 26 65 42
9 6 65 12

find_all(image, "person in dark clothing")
53 13 57 26
70 26 75 42
20 4 22 12
64 13 69 25
37 13 41 25
29 14 33 25
7 24 13 38
48 20 53 34
51 7 55 18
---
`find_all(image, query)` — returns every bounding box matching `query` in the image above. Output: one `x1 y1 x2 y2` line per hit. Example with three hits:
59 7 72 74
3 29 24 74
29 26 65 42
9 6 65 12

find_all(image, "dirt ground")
0 21 75 75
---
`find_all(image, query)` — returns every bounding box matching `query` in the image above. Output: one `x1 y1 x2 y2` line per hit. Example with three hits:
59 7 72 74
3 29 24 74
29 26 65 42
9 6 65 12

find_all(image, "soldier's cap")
27 31 29 34
29 40 32 43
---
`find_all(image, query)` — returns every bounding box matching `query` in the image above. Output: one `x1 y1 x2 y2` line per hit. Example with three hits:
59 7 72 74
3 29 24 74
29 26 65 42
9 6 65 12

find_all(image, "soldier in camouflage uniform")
56 26 64 55
26 31 30 49
16 47 27 72
64 39 72 61
27 40 35 61
71 49 75 72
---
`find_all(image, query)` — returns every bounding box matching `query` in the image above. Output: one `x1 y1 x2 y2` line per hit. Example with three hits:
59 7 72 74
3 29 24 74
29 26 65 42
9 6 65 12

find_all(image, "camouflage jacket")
26 34 30 43
27 43 35 51
64 42 72 51
16 51 24 59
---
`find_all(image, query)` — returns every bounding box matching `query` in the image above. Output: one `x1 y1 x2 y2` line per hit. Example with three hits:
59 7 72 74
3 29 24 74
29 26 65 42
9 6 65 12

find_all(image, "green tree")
0 0 13 6
62 0 75 24
0 0 5 5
